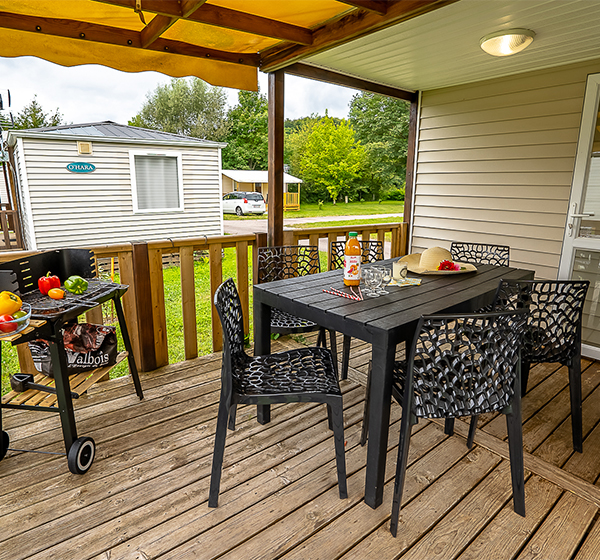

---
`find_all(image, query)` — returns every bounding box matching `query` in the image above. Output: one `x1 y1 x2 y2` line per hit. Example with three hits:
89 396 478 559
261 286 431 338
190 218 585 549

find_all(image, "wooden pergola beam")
337 0 389 15
284 63 416 102
98 0 314 45
0 11 260 67
140 0 207 48
260 0 458 72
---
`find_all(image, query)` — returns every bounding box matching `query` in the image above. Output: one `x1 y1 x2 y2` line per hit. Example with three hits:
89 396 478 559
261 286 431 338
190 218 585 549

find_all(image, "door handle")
571 212 595 218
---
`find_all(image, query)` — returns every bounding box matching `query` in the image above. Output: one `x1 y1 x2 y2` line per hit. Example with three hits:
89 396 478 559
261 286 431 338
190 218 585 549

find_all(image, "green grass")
223 200 403 220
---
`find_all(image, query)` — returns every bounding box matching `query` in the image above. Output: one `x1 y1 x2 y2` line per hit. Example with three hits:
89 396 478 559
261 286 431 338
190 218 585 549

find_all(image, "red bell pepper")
38 272 61 295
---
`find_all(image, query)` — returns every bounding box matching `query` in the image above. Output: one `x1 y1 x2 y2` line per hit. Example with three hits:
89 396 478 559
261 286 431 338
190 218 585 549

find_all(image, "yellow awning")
0 1 450 90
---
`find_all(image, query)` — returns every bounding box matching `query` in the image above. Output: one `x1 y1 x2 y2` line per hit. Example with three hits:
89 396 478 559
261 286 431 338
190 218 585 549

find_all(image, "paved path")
223 213 403 236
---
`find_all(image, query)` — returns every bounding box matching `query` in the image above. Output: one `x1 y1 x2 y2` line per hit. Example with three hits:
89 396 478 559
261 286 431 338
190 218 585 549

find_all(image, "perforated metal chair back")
329 240 384 270
450 242 510 266
404 309 528 419
492 280 589 366
257 245 320 283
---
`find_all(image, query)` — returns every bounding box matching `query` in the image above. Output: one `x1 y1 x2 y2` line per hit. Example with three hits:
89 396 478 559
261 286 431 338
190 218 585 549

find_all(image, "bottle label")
344 255 361 281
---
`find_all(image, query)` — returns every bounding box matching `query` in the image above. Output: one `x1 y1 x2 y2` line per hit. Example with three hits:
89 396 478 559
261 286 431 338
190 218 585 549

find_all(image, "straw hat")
399 247 477 275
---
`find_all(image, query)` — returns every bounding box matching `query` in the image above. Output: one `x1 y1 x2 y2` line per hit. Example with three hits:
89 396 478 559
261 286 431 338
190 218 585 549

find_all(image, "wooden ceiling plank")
337 1 388 15
0 11 260 67
98 0 313 44
284 62 416 101
260 0 459 72
180 0 208 18
140 14 177 48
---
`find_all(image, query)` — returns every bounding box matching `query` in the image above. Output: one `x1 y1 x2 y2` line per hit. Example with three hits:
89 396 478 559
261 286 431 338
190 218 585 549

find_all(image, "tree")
13 95 63 129
129 78 228 141
292 116 366 203
221 89 268 170
348 92 410 198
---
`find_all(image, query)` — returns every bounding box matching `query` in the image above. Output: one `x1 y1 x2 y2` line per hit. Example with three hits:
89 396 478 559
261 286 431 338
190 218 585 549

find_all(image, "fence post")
210 242 223 352
130 242 157 372
253 232 267 286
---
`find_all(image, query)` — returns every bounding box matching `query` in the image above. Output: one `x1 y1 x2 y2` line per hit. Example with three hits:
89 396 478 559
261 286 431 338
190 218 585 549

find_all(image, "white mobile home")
7 121 225 250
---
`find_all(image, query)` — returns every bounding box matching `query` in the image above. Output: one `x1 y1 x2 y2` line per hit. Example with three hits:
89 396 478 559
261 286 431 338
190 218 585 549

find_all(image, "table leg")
364 335 396 509
48 326 78 453
254 298 271 424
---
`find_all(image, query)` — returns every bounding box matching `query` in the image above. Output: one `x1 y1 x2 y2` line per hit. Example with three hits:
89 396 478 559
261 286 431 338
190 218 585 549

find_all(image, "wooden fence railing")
0 222 408 374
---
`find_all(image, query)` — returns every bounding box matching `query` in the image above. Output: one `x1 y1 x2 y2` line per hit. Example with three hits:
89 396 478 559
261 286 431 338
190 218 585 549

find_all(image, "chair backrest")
492 279 590 365
330 240 384 270
404 309 529 419
257 246 320 284
214 278 247 387
450 242 510 266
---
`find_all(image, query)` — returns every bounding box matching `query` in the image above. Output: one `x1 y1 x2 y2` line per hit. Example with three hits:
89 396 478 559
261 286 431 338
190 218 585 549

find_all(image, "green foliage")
382 187 405 201
13 95 63 129
221 89 268 170
348 92 409 198
129 78 228 141
291 116 366 204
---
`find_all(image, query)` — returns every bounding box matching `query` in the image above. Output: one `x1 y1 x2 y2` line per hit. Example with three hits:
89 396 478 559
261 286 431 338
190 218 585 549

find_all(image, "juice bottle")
343 232 361 286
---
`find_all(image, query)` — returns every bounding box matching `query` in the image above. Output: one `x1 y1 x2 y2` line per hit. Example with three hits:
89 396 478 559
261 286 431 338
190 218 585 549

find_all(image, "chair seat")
270 307 320 334
234 346 342 396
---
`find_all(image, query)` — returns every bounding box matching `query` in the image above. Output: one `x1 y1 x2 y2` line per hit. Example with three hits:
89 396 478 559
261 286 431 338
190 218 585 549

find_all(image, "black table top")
253 261 535 344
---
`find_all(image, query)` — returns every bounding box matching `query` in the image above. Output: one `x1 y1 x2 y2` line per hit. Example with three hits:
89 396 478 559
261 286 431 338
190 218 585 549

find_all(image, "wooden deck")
2 332 600 560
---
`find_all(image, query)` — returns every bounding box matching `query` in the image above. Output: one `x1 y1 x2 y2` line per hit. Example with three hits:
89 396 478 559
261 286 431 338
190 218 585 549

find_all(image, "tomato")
48 288 65 300
0 314 17 333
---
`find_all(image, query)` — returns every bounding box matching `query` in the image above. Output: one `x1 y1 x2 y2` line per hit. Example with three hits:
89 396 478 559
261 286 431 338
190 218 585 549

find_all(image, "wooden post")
180 245 198 360
118 249 142 372
253 232 267 286
268 70 285 247
403 96 419 248
209 243 223 353
236 240 250 337
148 247 168 368
131 242 157 372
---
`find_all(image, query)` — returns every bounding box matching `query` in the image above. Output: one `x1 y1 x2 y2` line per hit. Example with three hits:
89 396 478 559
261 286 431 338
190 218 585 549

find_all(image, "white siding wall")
413 57 600 279
17 138 223 250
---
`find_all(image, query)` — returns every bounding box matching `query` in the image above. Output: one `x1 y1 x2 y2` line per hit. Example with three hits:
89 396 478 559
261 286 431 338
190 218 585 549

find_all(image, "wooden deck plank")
1 337 600 560
457 476 563 560
515 492 597 560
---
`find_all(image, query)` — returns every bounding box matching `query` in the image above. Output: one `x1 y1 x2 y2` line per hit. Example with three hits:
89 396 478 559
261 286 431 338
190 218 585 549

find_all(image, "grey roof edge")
6 120 227 148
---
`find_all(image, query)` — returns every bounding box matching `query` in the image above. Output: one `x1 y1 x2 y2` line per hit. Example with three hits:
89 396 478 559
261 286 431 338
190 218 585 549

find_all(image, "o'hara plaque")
66 162 96 173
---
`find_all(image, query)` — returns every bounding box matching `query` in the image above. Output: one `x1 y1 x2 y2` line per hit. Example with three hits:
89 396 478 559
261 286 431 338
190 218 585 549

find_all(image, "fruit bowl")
0 302 31 338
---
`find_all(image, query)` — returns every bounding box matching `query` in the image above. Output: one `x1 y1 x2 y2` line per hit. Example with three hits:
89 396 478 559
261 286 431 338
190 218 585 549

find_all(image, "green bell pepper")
64 275 89 295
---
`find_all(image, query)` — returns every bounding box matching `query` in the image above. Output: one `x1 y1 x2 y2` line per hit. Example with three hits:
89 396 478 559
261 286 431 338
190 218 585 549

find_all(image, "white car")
222 192 266 216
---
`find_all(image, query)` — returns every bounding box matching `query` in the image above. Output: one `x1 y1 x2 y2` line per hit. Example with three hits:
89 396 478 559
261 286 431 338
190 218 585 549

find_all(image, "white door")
559 73 600 359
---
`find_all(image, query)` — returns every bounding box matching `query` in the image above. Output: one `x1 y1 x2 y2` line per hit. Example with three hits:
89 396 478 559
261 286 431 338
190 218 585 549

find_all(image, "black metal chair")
208 278 347 507
483 279 589 452
386 309 529 536
329 239 384 380
450 242 510 266
257 245 338 371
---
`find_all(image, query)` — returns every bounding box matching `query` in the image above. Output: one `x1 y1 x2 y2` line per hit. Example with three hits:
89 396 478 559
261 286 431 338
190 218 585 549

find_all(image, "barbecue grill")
0 249 143 474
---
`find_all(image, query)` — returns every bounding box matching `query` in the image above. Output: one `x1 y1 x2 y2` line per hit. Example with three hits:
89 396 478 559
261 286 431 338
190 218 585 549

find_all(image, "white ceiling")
305 0 600 93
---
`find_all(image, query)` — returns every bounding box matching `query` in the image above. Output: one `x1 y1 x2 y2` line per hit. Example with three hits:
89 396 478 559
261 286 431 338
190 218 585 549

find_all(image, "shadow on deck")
1 332 600 560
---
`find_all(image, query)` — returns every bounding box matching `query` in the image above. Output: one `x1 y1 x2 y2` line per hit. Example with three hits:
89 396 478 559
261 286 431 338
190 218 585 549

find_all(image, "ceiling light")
480 29 536 57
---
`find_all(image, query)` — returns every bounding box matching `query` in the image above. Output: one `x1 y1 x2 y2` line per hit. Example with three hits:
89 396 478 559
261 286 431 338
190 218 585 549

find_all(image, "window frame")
129 150 185 214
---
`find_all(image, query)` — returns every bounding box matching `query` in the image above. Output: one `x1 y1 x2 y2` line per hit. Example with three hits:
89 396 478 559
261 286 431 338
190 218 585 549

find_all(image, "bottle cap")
349 232 358 237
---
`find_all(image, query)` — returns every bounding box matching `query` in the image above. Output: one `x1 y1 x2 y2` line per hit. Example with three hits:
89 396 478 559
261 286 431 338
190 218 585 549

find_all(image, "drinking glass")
362 268 379 297
367 267 382 297
377 266 392 294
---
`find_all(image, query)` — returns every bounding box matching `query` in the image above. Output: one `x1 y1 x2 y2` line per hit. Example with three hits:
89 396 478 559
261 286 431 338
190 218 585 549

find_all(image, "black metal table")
253 260 534 509
0 249 143 474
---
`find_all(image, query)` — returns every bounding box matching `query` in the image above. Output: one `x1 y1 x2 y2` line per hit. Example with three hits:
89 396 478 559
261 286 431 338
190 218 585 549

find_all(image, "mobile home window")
130 153 183 212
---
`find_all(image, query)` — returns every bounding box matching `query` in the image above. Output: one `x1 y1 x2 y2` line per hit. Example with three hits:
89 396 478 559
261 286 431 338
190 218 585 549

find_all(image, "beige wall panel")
416 195 568 214
417 144 577 162
416 184 570 200
420 83 584 118
411 59 600 279
418 113 581 140
417 158 574 174
419 129 580 151
417 172 573 186
423 59 600 107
